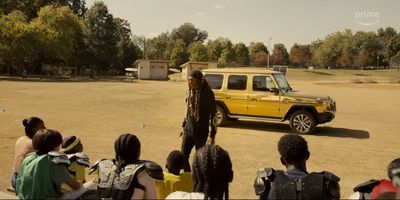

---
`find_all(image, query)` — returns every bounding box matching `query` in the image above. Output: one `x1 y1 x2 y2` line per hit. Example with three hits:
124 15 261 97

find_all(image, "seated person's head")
278 134 310 168
32 129 62 155
166 150 185 175
387 158 400 187
114 134 141 170
22 117 45 139
62 136 83 154
192 145 233 199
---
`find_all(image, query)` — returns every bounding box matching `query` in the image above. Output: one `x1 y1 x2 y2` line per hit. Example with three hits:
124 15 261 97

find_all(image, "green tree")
206 37 235 66
0 11 37 75
188 41 208 62
384 34 400 63
147 32 172 60
170 39 188 68
234 43 249 65
171 22 208 47
113 18 140 73
83 1 117 75
1 0 86 19
271 43 289 65
33 6 83 66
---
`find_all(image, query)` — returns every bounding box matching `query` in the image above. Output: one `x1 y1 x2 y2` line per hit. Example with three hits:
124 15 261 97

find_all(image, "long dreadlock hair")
114 133 141 172
192 145 233 200
186 69 211 122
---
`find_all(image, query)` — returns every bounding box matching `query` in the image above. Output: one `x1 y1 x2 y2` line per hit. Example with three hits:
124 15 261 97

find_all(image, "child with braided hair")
166 145 233 199
93 133 163 199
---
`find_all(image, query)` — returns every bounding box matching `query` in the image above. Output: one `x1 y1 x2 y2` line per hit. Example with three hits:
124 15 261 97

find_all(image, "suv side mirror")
270 87 280 94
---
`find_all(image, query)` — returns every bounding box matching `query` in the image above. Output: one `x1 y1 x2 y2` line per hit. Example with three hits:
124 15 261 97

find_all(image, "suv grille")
326 101 336 112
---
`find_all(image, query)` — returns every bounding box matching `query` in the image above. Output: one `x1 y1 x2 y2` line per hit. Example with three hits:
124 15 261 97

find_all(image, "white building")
180 61 217 80
132 60 171 80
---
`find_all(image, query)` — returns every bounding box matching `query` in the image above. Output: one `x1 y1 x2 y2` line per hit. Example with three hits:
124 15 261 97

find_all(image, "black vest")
254 168 340 200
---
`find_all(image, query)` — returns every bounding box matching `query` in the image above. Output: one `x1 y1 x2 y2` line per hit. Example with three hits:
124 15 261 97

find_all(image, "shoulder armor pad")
89 159 106 175
353 179 380 193
254 168 275 195
48 151 70 166
68 153 90 167
141 160 164 180
113 163 145 190
322 171 340 182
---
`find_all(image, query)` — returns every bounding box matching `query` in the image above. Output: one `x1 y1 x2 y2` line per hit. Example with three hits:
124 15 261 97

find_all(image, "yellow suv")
203 68 336 134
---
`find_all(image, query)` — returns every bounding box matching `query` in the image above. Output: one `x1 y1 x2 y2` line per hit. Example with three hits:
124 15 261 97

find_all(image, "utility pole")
267 37 272 69
143 36 147 59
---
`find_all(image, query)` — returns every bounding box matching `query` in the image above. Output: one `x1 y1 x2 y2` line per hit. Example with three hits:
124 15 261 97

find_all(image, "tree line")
147 25 400 70
0 0 140 76
1 0 400 76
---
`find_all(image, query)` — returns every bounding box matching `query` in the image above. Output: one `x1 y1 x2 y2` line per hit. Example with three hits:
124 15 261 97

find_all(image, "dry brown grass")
1 73 400 198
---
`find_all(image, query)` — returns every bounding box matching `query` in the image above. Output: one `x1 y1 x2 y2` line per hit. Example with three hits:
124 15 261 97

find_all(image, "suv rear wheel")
289 110 316 134
215 104 228 127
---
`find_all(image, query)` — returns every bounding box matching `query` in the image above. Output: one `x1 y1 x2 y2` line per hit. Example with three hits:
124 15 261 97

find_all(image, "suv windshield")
273 74 291 92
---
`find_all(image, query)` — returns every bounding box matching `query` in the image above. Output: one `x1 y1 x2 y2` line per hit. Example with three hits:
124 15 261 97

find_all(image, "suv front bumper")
317 112 335 123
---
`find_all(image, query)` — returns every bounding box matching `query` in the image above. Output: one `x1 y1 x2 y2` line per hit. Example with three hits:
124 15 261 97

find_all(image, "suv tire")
289 110 316 134
215 104 228 127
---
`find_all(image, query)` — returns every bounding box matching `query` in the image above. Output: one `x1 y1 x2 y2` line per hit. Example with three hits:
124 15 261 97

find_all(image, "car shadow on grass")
224 120 369 139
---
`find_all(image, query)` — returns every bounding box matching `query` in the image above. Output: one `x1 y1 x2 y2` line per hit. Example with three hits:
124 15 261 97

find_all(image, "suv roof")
203 67 281 74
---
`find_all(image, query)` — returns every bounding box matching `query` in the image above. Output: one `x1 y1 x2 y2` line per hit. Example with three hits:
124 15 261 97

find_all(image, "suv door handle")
249 98 257 101
226 97 231 99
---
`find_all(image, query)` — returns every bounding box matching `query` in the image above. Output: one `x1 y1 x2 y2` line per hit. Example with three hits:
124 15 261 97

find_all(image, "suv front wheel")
289 110 316 134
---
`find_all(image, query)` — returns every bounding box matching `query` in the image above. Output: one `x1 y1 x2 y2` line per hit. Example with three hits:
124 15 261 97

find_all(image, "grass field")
1 69 399 198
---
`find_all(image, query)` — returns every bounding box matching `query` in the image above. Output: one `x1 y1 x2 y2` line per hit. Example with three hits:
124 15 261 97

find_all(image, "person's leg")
181 135 195 172
194 136 208 150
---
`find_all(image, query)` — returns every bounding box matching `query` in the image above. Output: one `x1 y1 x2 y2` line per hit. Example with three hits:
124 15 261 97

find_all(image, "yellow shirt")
68 161 86 181
156 171 193 199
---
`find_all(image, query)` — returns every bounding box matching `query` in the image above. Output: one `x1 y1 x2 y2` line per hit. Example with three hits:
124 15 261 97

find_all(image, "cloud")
195 12 206 17
212 4 225 9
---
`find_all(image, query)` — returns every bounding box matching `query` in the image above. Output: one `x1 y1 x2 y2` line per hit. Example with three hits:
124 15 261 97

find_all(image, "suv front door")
247 75 281 117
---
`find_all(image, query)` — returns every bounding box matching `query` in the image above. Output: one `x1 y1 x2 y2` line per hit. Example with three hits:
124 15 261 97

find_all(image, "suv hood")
283 91 330 102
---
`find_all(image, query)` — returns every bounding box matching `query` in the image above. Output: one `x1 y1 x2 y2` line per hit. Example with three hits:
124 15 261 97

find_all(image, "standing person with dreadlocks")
181 69 217 172
93 133 163 199
166 145 234 200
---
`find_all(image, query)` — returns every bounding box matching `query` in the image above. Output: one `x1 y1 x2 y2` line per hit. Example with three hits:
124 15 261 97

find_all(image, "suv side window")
253 76 275 91
205 74 223 89
228 75 247 90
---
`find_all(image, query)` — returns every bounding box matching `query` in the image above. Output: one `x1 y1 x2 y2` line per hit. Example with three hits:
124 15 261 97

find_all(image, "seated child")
10 117 45 190
91 133 163 199
16 129 86 199
156 150 193 199
61 136 90 183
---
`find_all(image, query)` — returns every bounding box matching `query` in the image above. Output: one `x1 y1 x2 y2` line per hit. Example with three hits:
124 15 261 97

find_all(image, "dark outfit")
254 168 340 200
181 85 217 172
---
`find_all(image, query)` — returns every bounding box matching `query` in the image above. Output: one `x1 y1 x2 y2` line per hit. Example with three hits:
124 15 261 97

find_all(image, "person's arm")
133 171 158 199
65 178 82 190
144 176 157 199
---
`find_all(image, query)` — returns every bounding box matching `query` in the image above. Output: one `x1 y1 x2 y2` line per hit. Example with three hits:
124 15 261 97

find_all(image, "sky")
85 0 400 49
